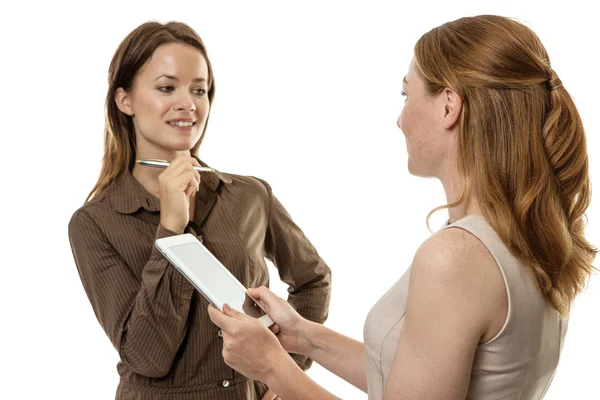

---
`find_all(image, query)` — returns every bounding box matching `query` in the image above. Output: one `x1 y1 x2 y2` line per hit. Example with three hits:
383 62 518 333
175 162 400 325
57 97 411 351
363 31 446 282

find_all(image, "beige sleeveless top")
363 215 568 399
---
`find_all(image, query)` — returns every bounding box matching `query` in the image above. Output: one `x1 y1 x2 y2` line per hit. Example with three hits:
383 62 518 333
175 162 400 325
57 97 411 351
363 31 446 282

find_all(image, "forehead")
138 42 208 79
406 58 417 81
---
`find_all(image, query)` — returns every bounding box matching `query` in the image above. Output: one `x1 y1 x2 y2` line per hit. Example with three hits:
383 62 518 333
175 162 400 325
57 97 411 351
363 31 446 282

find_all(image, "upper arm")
383 228 502 400
257 178 330 285
68 209 140 346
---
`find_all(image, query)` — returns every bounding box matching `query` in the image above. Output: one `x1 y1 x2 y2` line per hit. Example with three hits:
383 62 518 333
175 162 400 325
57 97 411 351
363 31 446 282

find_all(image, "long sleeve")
68 209 196 378
261 182 332 371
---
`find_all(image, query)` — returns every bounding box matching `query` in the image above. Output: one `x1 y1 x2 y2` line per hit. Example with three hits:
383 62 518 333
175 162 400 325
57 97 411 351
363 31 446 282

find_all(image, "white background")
1 1 598 399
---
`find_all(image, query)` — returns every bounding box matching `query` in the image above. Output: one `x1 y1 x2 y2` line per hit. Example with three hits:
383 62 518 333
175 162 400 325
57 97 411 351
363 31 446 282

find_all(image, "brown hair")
86 21 215 201
416 15 596 315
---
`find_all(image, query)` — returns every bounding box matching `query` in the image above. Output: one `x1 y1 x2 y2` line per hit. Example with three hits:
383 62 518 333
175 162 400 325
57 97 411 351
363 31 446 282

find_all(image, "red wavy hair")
417 15 596 315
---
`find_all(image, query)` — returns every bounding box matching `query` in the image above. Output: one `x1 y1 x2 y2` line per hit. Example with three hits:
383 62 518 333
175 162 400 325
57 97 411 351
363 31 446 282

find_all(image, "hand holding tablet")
155 233 275 328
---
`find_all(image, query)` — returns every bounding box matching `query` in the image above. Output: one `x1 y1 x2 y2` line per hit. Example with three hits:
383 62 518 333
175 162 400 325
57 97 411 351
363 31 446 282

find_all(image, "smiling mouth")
168 121 196 127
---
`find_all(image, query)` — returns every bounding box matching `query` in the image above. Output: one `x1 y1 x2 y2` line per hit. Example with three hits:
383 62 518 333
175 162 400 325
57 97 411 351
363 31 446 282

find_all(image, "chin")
407 159 419 176
165 139 199 152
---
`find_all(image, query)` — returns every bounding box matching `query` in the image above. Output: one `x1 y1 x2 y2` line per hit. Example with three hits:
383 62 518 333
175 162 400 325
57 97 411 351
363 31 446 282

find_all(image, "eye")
400 90 407 97
158 86 174 93
193 88 207 96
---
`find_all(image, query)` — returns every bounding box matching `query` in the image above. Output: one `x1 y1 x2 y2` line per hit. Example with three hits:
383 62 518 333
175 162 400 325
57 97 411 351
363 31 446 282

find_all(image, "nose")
174 91 196 112
396 113 402 131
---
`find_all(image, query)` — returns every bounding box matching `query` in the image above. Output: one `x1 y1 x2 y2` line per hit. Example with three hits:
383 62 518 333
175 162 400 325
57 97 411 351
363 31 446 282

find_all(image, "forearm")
119 250 195 377
301 321 368 392
287 271 332 323
266 356 341 400
287 272 332 370
70 212 196 378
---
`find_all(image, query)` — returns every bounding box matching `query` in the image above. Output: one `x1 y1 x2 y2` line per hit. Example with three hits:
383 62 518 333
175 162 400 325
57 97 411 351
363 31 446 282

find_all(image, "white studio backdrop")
1 1 598 399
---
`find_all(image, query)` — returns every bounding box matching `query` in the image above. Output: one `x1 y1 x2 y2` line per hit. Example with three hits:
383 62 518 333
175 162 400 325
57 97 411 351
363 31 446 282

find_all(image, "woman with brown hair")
209 15 597 399
68 21 331 400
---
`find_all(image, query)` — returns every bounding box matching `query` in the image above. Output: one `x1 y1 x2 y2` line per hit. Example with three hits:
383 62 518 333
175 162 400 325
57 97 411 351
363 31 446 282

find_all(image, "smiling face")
115 42 210 160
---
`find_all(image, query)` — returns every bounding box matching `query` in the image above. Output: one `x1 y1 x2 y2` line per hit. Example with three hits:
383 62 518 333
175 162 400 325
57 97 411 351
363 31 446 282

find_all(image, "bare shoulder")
412 226 499 283
409 226 507 341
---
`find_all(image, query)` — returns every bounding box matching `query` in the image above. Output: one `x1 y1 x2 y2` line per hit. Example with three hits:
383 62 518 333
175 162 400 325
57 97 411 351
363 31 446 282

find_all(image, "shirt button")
222 380 230 388
217 329 223 337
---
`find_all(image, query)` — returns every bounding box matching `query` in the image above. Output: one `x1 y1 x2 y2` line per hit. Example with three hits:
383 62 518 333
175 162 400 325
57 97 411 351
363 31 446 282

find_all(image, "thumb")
248 286 279 313
223 303 244 319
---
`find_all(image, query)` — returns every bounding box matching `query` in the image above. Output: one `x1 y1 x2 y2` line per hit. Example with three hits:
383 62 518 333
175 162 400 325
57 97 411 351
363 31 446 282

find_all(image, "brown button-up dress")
68 164 332 399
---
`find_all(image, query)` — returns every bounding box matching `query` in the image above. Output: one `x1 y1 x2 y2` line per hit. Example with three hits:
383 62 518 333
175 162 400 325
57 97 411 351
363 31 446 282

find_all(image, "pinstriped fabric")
68 166 331 399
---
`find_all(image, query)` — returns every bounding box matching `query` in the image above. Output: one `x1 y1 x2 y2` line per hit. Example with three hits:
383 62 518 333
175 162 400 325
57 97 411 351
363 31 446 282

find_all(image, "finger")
261 389 277 400
160 159 190 182
183 171 200 196
165 156 189 170
223 303 248 321
170 157 200 177
247 287 281 313
207 304 234 330
189 163 201 186
269 323 280 334
181 164 201 188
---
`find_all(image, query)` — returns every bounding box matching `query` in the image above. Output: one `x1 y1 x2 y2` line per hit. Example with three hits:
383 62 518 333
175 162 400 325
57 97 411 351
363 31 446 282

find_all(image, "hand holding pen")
137 158 231 183
138 157 203 234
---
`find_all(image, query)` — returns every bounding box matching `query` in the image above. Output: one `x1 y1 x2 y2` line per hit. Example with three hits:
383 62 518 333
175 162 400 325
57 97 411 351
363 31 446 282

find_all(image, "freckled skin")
397 59 455 179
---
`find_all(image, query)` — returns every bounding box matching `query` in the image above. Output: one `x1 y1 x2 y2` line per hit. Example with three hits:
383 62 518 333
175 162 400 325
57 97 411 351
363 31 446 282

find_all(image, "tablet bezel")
155 233 274 327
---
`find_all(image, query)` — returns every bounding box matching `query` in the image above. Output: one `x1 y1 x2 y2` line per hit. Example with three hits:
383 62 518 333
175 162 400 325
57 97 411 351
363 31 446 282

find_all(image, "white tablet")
155 233 274 328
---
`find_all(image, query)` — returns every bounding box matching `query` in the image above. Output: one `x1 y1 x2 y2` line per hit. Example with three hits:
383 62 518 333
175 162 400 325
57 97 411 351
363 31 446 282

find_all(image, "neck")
132 163 162 197
441 175 480 225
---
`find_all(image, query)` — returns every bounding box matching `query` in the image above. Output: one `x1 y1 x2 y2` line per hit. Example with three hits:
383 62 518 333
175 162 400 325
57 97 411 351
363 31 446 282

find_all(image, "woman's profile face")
397 58 454 178
116 42 210 159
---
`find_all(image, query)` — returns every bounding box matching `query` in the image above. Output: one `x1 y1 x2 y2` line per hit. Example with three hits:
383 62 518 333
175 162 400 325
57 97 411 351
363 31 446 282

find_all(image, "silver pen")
136 159 215 173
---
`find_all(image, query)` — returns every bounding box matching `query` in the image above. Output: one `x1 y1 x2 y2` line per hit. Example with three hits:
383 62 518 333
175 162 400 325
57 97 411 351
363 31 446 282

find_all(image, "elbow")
120 354 173 378
144 368 171 379
295 268 332 294
119 340 175 378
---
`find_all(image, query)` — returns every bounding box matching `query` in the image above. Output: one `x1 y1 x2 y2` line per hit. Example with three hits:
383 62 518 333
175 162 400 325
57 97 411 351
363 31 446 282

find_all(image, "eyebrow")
403 77 408 84
154 74 207 83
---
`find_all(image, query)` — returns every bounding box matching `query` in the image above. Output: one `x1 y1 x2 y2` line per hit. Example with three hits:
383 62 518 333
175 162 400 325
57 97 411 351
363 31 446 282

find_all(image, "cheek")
136 94 171 118
195 99 211 118
401 106 431 154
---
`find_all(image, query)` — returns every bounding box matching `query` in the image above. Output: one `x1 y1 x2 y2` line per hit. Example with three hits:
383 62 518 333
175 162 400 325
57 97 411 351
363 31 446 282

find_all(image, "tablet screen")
169 241 267 318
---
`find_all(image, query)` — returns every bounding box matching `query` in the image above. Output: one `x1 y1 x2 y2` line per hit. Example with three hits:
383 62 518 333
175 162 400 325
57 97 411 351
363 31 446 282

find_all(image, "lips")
168 120 195 127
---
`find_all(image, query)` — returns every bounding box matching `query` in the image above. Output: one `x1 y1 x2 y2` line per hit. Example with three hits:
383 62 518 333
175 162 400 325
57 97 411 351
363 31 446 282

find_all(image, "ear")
114 88 134 116
442 88 462 130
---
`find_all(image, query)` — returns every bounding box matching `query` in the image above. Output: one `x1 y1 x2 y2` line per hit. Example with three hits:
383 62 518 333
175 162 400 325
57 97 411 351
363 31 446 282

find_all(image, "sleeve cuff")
149 224 195 299
150 224 182 259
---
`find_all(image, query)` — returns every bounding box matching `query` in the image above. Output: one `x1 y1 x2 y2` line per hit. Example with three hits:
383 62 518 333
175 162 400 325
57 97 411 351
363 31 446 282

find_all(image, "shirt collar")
109 158 231 215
